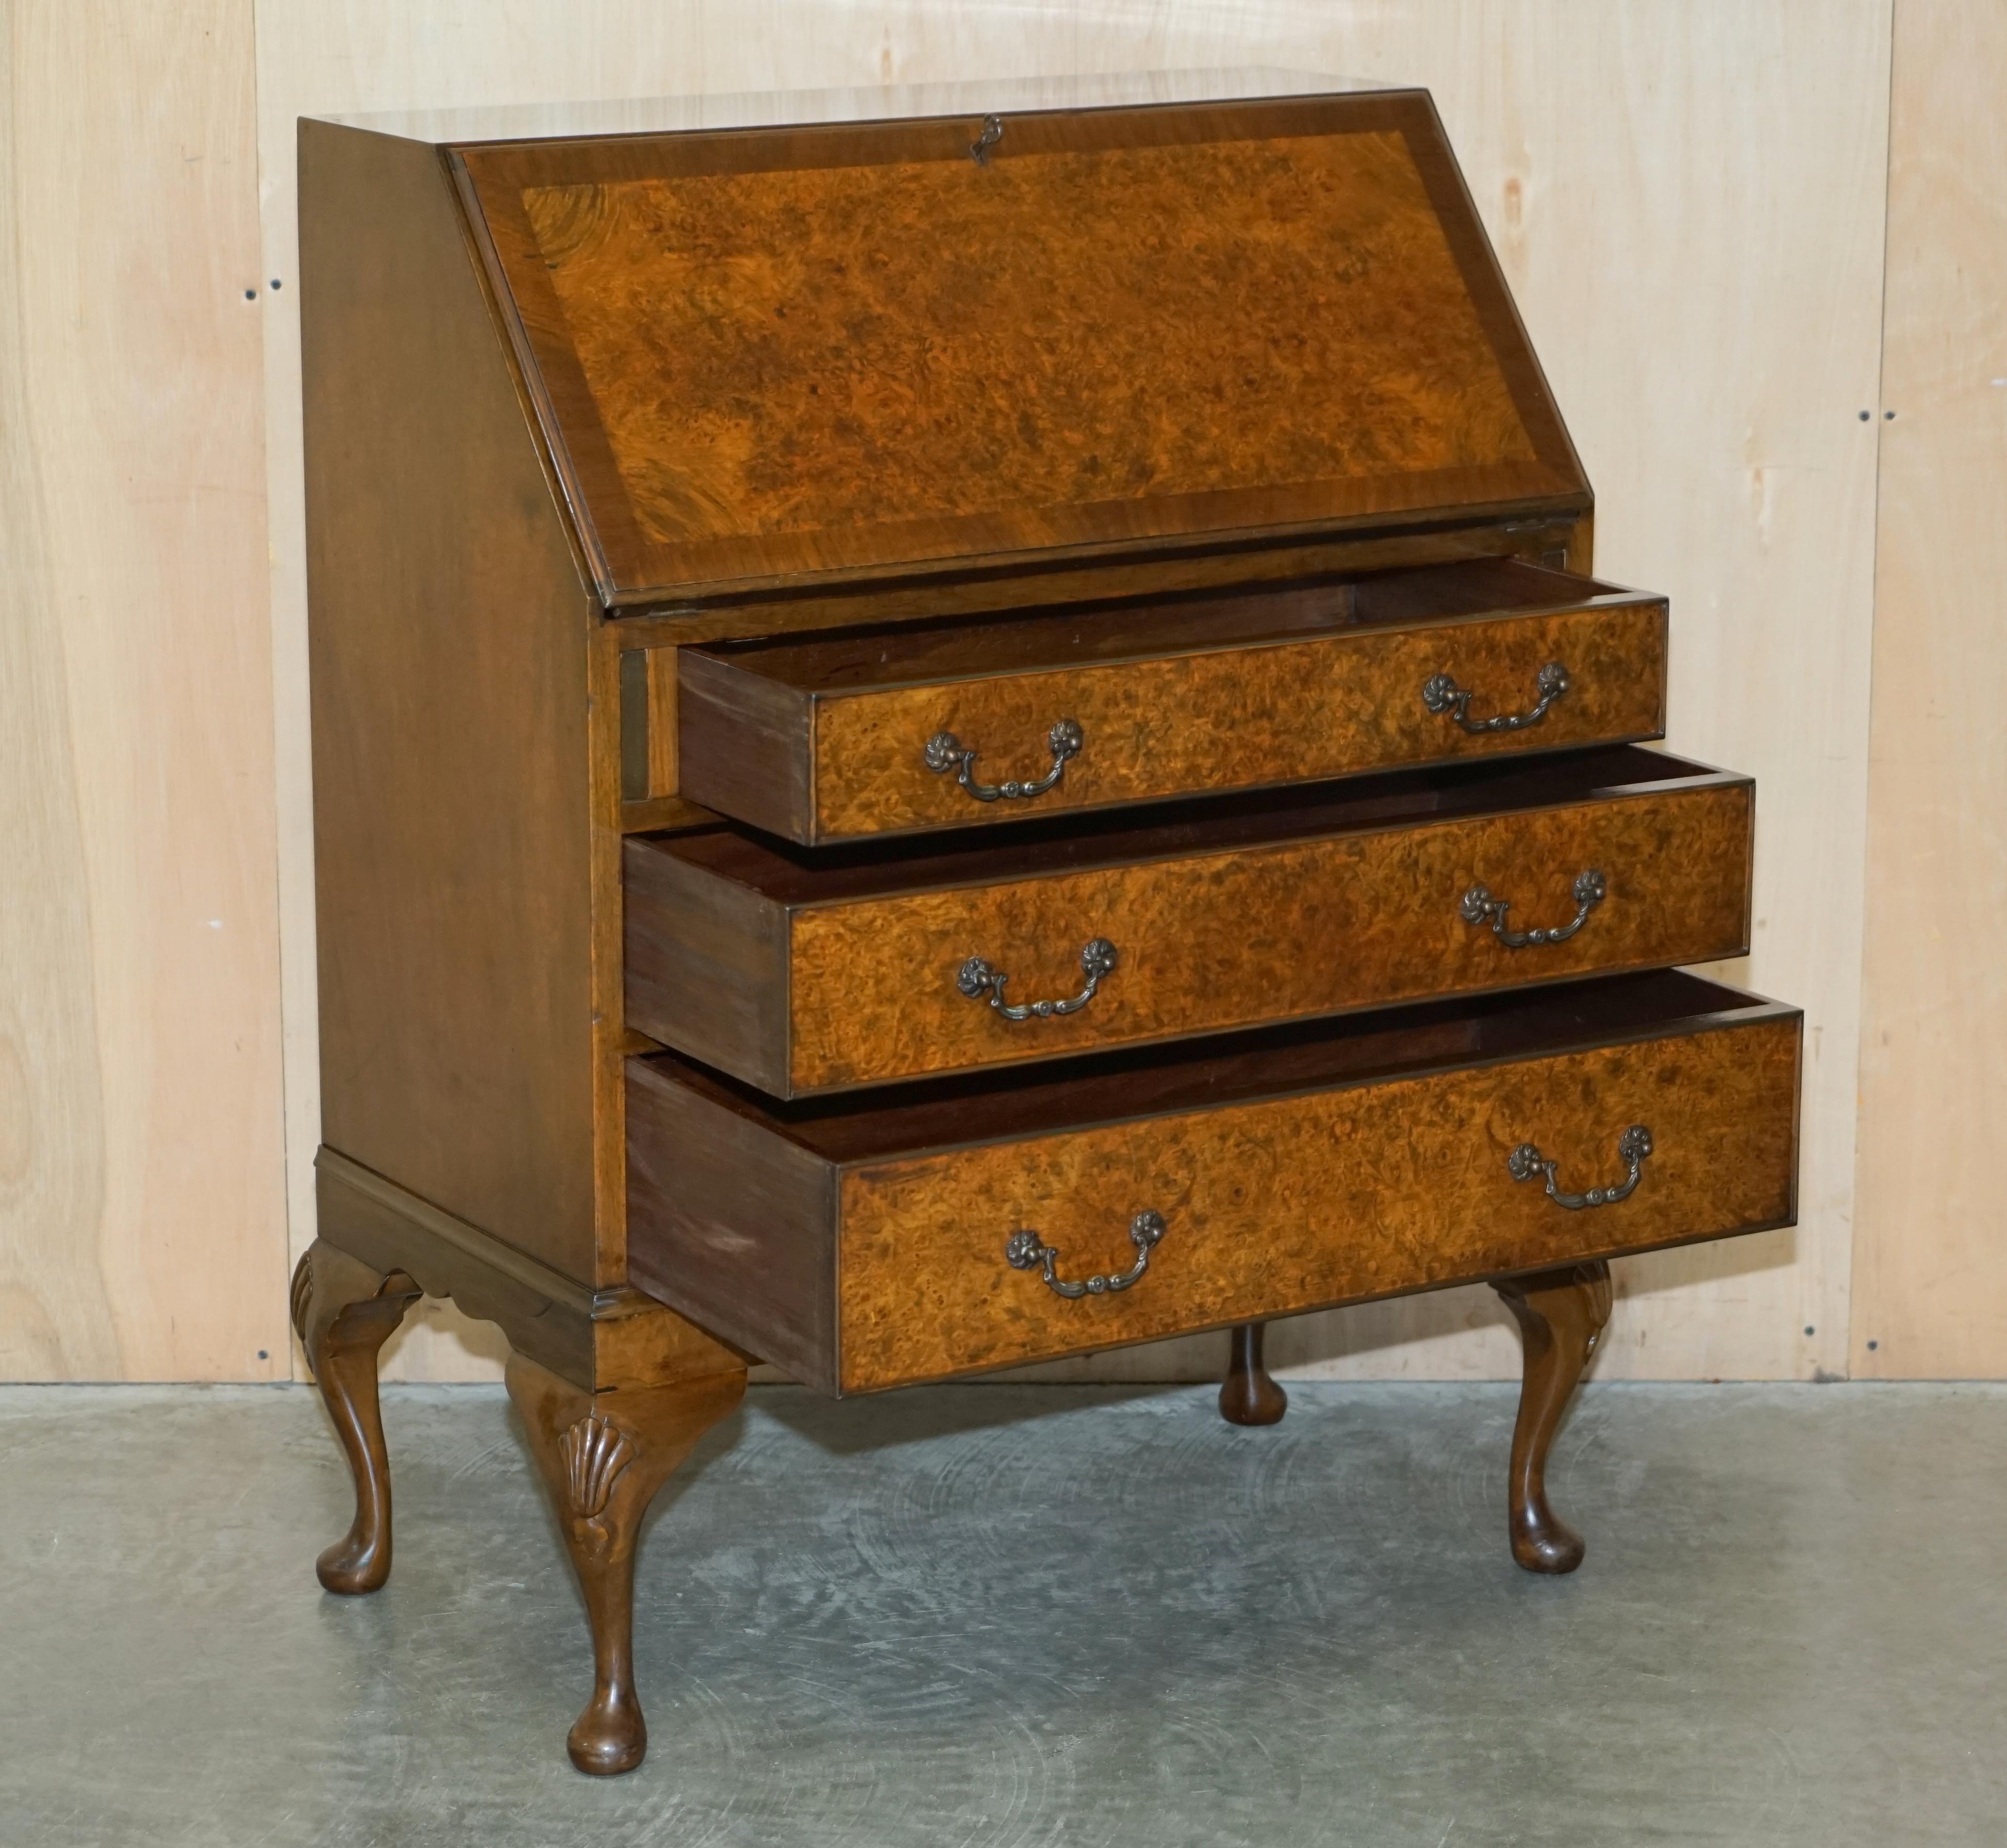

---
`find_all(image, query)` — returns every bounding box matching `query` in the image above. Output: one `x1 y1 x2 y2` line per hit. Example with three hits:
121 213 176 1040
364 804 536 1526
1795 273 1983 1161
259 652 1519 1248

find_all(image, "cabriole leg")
505 1352 746 1776
290 1239 422 1594
1219 1320 1288 1426
1490 1259 1613 1574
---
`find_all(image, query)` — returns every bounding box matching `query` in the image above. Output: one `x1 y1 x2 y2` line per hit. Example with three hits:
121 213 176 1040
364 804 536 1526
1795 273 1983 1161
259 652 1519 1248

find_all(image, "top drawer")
678 557 1666 845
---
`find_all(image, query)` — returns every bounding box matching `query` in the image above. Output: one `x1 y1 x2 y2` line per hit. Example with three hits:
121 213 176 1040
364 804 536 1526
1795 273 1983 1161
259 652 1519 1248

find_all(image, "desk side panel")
302 122 601 1283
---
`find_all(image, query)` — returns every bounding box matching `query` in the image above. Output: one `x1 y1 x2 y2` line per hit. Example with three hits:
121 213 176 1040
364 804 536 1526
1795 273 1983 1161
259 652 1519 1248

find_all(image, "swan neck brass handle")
958 938 1116 1021
1006 1211 1166 1298
925 718 1082 804
1461 868 1605 948
1422 661 1570 733
1509 1125 1653 1210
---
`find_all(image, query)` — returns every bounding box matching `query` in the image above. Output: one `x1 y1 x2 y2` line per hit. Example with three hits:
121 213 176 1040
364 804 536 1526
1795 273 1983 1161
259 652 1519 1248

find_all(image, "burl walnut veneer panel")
679 557 1667 843
451 91 1586 603
624 750 1752 1095
624 974 1801 1393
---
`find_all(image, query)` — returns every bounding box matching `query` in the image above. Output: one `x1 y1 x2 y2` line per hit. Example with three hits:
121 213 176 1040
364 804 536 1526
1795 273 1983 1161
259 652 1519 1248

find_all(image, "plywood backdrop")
5 0 1994 1384
1 0 288 1381
1853 0 2007 1379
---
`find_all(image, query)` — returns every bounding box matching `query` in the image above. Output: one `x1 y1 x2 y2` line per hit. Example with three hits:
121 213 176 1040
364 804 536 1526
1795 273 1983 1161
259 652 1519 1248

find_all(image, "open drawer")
625 971 1801 1393
625 746 1753 1096
677 556 1667 844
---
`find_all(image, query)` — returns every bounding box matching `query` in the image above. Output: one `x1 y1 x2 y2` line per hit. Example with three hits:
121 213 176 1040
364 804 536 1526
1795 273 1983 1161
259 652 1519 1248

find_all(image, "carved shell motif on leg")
559 1413 636 1554
289 1250 315 1347
1576 1261 1615 1361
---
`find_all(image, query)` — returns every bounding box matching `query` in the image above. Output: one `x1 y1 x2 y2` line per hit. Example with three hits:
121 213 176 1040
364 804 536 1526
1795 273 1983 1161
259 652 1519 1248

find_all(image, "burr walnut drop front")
296 73 1798 1777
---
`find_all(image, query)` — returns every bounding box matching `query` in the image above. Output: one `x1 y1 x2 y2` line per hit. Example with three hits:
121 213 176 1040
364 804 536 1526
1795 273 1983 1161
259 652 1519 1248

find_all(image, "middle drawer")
625 745 1752 1097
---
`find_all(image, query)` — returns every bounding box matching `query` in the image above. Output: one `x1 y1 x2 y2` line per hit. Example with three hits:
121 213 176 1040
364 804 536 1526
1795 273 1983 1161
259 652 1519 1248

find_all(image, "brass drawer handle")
958 937 1117 1021
1510 1125 1653 1210
1423 661 1570 733
969 113 1005 166
1006 1210 1166 1298
1462 868 1605 947
925 718 1083 803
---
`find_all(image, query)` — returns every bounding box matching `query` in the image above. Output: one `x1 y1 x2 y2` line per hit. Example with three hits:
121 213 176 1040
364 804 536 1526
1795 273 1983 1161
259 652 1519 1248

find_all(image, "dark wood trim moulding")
315 1145 681 1390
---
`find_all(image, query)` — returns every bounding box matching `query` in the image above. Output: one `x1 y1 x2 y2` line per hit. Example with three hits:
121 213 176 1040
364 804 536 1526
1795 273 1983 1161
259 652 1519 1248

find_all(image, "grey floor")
2 1382 2002 1847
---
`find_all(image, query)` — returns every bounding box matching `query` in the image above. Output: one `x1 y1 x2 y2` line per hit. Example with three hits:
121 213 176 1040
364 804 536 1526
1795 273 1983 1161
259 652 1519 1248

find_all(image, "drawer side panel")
678 649 814 838
624 835 791 1091
625 1058 837 1392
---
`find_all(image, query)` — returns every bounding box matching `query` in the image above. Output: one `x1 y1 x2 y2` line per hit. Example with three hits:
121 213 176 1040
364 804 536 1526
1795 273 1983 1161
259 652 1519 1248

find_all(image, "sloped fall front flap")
450 89 1586 606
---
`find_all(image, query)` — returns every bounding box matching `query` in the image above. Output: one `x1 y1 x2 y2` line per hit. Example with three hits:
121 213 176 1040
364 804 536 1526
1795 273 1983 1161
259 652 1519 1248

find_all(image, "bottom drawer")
626 971 1801 1394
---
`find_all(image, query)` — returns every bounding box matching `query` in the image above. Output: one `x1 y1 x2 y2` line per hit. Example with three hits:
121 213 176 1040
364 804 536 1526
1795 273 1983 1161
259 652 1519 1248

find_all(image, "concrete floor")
2 1381 2001 1847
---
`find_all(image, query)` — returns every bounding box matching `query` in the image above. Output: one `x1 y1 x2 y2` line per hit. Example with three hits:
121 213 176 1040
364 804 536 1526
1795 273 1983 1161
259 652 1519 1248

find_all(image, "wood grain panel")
0 0 287 1380
529 127 1532 543
809 599 1663 842
839 1010 1800 1389
622 974 1801 1391
789 779 1750 1090
624 754 1751 1094
677 561 1667 843
301 123 602 1285
1852 0 2007 1378
455 91 1584 600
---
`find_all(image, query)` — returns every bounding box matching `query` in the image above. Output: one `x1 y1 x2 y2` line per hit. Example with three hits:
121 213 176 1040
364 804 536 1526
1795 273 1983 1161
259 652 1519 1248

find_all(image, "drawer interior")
641 744 1732 902
640 969 1785 1160
686 556 1633 691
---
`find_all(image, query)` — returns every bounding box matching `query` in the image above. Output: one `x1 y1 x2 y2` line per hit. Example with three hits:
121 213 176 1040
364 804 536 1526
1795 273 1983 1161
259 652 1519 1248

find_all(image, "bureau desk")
292 72 1800 1776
